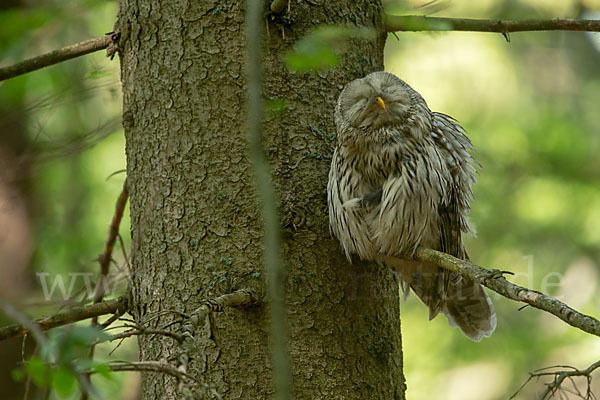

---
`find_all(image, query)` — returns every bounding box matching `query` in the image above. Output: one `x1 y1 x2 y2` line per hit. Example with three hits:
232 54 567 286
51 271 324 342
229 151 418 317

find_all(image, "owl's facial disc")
353 88 410 129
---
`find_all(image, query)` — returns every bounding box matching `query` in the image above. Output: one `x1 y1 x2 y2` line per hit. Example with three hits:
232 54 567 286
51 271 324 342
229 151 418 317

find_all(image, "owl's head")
335 71 428 134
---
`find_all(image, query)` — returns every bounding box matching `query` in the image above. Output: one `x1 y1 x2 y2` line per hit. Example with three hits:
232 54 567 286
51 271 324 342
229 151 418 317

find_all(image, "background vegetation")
0 0 598 398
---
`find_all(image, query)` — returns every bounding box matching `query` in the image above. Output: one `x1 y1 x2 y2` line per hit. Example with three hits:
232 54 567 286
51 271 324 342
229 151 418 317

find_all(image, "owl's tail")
380 255 496 341
442 276 496 342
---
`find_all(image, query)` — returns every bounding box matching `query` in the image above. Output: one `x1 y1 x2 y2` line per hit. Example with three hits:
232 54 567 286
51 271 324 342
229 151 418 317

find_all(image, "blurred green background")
0 0 599 399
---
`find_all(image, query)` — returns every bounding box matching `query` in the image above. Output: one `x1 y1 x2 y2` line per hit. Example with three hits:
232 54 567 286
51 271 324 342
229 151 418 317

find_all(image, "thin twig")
0 296 128 341
0 35 112 82
99 361 201 384
117 233 131 270
246 0 291 399
539 361 600 400
413 247 600 337
510 360 600 399
384 15 600 35
92 178 129 304
107 328 185 344
82 179 129 400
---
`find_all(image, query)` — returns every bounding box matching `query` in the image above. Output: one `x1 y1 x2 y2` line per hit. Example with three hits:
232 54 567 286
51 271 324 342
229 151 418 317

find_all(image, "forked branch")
511 360 600 399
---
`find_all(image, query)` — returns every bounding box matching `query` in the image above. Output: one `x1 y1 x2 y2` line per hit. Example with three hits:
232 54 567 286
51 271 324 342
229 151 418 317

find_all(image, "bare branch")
107 328 185 344
175 290 258 395
246 0 292 399
510 360 600 399
93 178 129 304
100 361 201 384
412 247 600 337
0 34 114 82
82 179 129 400
0 296 128 341
384 15 600 36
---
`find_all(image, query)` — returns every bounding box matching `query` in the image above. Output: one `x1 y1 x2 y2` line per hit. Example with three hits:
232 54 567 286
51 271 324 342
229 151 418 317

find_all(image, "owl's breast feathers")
328 109 479 257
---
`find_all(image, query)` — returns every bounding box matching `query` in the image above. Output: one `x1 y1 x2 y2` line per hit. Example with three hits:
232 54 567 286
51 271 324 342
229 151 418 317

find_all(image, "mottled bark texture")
118 0 404 398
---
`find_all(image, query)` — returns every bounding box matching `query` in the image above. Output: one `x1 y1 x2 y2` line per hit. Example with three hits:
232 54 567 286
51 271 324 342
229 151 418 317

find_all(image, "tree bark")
118 0 404 398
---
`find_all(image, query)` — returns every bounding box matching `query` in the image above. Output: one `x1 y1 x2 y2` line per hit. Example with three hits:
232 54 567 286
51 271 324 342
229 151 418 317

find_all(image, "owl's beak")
376 96 386 111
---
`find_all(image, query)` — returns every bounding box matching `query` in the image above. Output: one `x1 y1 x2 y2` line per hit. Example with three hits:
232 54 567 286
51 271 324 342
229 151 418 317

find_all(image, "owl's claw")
342 188 383 210
360 188 383 207
488 269 514 279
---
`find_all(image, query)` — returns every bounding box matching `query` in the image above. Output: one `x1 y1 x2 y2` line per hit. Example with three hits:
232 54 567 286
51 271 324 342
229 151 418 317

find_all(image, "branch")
175 290 258 395
246 0 292 399
92 179 129 304
0 34 114 82
384 15 600 37
100 361 201 385
0 303 48 348
537 361 600 400
413 247 600 337
0 296 128 341
82 179 128 400
511 360 600 399
201 289 259 312
107 328 185 344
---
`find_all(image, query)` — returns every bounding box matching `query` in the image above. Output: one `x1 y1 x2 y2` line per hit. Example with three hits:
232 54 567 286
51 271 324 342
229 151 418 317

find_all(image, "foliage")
12 325 111 398
284 25 376 71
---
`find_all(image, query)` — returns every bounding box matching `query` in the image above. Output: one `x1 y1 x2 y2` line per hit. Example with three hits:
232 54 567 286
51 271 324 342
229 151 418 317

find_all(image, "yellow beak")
376 96 386 110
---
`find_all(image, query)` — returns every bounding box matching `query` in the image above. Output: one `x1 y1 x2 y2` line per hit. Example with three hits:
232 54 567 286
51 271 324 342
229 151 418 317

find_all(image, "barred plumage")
327 71 496 341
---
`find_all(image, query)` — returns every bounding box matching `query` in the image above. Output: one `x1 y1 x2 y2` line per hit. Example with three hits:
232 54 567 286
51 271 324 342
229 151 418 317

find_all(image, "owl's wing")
432 112 475 298
432 112 496 341
432 112 477 259
327 148 378 261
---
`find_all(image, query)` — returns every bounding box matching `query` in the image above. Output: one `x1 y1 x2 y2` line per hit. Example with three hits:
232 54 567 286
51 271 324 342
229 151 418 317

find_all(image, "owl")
327 71 496 341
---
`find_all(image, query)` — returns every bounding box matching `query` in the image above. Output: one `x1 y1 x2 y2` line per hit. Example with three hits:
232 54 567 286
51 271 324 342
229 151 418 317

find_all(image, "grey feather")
327 71 495 341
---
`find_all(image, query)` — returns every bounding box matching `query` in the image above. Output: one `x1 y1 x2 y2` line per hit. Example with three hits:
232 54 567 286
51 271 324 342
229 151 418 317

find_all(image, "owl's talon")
488 269 514 279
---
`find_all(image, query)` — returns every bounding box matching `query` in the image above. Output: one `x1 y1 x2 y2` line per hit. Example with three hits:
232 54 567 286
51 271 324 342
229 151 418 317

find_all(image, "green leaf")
11 367 26 382
284 25 376 72
93 363 114 381
25 356 51 387
45 325 110 365
51 367 76 396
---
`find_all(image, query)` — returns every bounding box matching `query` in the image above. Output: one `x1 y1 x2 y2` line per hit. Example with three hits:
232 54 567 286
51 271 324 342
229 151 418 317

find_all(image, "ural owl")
327 71 496 341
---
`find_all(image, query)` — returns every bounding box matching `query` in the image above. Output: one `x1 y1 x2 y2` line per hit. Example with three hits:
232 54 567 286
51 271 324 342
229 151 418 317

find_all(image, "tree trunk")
118 0 404 398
